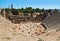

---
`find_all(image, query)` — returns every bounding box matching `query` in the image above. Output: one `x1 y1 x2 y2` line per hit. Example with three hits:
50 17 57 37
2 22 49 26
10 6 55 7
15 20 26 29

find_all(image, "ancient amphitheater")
0 12 60 41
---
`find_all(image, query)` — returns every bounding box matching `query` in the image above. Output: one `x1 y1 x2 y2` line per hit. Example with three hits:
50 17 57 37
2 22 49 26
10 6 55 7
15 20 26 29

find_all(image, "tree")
41 8 45 12
25 7 32 13
12 9 18 15
45 9 51 13
35 8 40 12
5 8 10 13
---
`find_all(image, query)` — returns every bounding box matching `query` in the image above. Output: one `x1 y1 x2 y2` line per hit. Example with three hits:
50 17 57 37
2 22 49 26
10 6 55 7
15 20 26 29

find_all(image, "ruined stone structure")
13 22 46 36
43 12 60 30
0 13 47 36
8 15 26 23
8 15 43 23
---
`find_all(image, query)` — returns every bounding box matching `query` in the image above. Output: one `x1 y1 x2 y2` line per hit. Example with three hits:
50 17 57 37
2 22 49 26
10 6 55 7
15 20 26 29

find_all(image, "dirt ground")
0 15 60 41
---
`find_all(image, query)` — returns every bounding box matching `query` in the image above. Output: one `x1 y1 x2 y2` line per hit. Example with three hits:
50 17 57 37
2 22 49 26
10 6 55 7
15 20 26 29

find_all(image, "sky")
0 0 60 9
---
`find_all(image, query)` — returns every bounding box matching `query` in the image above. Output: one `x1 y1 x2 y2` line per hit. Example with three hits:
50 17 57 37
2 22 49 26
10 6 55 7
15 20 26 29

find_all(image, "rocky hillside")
0 15 40 41
0 15 60 41
37 29 60 41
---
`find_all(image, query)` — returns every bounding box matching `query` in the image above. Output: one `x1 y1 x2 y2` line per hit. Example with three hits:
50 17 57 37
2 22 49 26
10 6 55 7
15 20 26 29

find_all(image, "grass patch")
37 38 43 41
5 37 11 40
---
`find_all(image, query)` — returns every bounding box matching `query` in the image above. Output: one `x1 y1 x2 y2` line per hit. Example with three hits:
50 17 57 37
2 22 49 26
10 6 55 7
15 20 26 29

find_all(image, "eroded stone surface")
13 22 45 36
